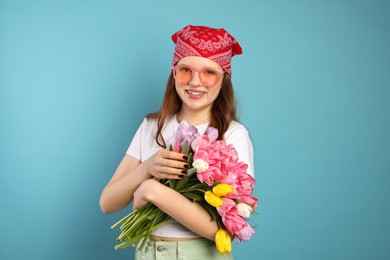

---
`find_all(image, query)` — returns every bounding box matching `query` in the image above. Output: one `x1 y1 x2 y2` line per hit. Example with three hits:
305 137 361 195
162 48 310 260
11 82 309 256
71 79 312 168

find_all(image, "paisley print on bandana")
172 25 242 76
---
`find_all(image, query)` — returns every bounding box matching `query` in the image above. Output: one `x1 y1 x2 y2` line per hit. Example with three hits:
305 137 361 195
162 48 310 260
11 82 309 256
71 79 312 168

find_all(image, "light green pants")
135 238 234 260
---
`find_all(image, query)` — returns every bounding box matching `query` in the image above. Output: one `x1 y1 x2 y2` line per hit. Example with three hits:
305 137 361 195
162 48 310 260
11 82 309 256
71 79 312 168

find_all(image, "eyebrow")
176 64 222 70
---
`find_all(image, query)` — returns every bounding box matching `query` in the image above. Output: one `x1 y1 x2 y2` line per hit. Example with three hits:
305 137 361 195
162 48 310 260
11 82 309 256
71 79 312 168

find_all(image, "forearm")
141 179 219 240
101 150 188 214
100 161 150 214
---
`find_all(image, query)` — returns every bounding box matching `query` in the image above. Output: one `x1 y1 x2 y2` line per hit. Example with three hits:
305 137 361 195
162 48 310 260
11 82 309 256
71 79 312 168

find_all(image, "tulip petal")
205 191 223 207
215 229 232 254
212 183 234 196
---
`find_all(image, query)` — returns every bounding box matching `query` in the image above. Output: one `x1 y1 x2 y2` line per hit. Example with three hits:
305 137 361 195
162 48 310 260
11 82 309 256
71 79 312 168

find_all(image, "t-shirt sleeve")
126 119 145 161
224 125 255 177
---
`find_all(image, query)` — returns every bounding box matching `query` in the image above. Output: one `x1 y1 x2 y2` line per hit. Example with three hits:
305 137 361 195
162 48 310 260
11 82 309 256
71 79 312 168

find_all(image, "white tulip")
193 159 209 173
237 203 253 218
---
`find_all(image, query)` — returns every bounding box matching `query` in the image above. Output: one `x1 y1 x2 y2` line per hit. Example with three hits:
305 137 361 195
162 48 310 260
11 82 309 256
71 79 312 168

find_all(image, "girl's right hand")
143 149 189 179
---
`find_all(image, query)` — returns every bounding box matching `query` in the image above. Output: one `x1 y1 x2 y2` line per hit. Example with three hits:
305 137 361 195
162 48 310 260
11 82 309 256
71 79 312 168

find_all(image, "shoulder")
224 121 250 140
138 116 160 132
142 116 158 126
141 115 176 127
138 115 177 141
131 117 158 139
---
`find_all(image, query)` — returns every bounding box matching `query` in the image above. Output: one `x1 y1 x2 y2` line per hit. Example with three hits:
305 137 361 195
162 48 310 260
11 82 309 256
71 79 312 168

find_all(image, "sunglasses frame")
172 64 225 87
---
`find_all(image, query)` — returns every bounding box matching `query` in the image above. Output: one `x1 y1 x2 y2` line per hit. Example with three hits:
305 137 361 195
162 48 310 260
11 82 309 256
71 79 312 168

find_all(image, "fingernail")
183 164 189 169
183 155 188 160
181 170 188 174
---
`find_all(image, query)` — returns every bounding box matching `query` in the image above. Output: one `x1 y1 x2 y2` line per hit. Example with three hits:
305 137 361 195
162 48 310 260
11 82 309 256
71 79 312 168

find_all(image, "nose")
189 71 202 86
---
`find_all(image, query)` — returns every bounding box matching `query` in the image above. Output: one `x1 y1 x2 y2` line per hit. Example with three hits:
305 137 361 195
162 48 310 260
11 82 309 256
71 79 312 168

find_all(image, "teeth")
187 90 205 96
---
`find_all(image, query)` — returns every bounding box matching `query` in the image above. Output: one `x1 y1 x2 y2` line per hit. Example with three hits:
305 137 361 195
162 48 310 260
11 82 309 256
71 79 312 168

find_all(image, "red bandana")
171 25 242 76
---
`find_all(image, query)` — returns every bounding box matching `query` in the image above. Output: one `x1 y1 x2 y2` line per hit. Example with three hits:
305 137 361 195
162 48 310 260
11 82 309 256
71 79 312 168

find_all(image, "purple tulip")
174 121 200 151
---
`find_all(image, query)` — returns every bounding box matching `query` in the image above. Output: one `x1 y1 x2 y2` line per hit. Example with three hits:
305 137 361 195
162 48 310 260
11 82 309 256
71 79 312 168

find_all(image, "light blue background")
1 0 389 259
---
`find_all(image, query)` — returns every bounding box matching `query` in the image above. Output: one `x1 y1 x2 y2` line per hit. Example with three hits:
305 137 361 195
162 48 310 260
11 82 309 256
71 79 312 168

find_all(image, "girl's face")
174 56 224 114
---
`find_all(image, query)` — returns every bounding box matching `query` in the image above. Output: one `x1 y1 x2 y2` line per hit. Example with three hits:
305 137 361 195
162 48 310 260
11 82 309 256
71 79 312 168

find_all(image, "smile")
186 90 205 96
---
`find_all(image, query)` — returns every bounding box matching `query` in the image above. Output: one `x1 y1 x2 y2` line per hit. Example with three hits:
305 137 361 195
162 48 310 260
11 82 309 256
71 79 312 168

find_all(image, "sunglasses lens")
174 66 193 84
174 65 222 86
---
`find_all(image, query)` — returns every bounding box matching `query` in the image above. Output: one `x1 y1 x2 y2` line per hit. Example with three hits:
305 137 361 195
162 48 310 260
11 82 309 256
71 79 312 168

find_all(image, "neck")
177 110 211 126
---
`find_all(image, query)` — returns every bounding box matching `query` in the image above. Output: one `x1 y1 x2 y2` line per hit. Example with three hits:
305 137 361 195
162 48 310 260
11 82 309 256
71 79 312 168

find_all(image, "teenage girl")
100 25 254 260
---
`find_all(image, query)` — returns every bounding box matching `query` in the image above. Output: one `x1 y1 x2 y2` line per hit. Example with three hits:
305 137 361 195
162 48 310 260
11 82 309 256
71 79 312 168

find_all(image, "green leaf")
168 179 177 189
182 192 203 202
169 144 173 151
182 140 189 155
174 175 190 191
187 167 197 176
188 152 194 165
199 201 220 220
192 183 213 191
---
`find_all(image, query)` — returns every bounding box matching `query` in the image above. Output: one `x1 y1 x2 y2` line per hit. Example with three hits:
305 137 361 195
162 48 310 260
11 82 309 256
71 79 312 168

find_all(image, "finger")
156 165 187 176
161 158 189 169
160 173 185 180
161 150 188 161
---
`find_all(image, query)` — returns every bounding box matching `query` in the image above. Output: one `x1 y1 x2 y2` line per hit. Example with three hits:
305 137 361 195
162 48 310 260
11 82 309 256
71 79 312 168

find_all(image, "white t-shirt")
126 115 254 238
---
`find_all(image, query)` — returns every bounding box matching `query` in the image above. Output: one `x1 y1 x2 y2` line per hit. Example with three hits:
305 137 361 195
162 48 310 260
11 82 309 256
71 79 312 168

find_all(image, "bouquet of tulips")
111 121 258 254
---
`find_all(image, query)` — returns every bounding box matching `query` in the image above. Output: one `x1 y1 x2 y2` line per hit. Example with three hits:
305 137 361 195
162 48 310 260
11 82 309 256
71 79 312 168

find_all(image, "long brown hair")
147 72 238 148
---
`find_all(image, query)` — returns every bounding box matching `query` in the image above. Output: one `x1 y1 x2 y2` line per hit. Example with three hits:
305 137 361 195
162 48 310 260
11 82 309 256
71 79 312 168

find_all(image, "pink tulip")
191 126 218 152
207 141 239 182
217 198 247 237
236 195 258 210
219 161 247 185
194 138 251 187
191 136 210 152
197 164 221 186
226 171 255 199
194 145 219 185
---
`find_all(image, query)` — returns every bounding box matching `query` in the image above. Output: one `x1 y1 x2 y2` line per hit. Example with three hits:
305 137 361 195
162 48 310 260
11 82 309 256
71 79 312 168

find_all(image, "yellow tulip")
205 191 223 207
212 183 234 196
215 229 232 254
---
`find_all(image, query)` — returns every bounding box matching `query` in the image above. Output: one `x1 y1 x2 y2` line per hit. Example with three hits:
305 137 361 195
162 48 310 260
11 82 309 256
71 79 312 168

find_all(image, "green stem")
138 210 165 250
114 215 172 250
121 205 155 232
117 212 150 241
179 188 207 194
111 211 138 230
